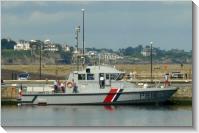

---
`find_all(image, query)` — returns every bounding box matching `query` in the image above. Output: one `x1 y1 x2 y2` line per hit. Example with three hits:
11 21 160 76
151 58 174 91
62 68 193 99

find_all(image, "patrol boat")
18 65 178 105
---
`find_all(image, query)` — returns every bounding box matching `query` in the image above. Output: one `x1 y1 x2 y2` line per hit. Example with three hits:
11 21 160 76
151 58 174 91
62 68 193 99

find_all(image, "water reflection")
2 104 192 112
102 104 192 112
1 104 192 113
103 105 116 111
1 105 192 126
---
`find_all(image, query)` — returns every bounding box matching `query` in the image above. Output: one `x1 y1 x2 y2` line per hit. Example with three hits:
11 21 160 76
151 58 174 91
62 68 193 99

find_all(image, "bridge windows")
105 73 124 80
78 73 95 80
106 74 110 80
78 74 86 80
87 74 94 80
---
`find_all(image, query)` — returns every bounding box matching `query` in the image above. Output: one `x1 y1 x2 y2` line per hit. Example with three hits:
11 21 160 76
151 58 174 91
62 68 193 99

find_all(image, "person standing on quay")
164 74 170 87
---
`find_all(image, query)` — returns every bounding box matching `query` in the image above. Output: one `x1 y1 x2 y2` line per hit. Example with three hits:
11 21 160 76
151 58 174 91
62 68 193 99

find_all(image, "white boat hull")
18 88 177 105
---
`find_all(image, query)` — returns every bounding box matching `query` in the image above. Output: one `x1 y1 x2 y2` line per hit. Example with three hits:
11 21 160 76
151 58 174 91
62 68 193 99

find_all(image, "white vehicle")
171 72 184 79
18 73 30 80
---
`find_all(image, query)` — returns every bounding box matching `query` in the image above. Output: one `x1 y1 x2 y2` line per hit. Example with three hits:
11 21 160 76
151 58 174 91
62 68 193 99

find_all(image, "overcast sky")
1 1 192 51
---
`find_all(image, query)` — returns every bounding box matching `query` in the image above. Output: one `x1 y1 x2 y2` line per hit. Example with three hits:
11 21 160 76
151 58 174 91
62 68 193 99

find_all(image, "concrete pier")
1 86 18 105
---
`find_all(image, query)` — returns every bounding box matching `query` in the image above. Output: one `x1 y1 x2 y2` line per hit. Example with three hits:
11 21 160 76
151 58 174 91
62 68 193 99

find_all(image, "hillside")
1 38 192 65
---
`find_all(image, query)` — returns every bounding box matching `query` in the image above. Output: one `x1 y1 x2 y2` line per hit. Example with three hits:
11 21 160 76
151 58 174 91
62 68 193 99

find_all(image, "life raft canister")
66 81 73 88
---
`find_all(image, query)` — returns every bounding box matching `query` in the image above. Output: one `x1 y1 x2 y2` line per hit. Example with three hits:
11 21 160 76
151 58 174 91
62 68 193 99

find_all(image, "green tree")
1 38 16 49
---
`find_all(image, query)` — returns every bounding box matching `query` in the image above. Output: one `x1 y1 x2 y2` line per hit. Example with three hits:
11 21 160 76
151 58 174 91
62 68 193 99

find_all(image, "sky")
1 1 192 51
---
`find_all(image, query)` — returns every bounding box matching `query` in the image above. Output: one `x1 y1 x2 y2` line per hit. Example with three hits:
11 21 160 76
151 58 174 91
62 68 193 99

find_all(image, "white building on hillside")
141 47 156 56
43 39 59 52
86 51 98 57
64 44 70 52
14 40 31 50
100 52 124 61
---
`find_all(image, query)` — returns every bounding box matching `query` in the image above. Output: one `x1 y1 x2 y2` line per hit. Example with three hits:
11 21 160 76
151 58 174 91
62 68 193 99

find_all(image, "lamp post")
150 41 153 83
39 42 42 80
75 26 80 70
75 26 80 53
82 9 85 56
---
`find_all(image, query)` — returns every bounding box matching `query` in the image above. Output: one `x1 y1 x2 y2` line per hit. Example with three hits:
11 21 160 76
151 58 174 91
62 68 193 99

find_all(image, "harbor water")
1 105 192 126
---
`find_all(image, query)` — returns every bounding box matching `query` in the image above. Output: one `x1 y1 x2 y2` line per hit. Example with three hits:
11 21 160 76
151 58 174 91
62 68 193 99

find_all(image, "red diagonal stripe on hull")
103 88 118 103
